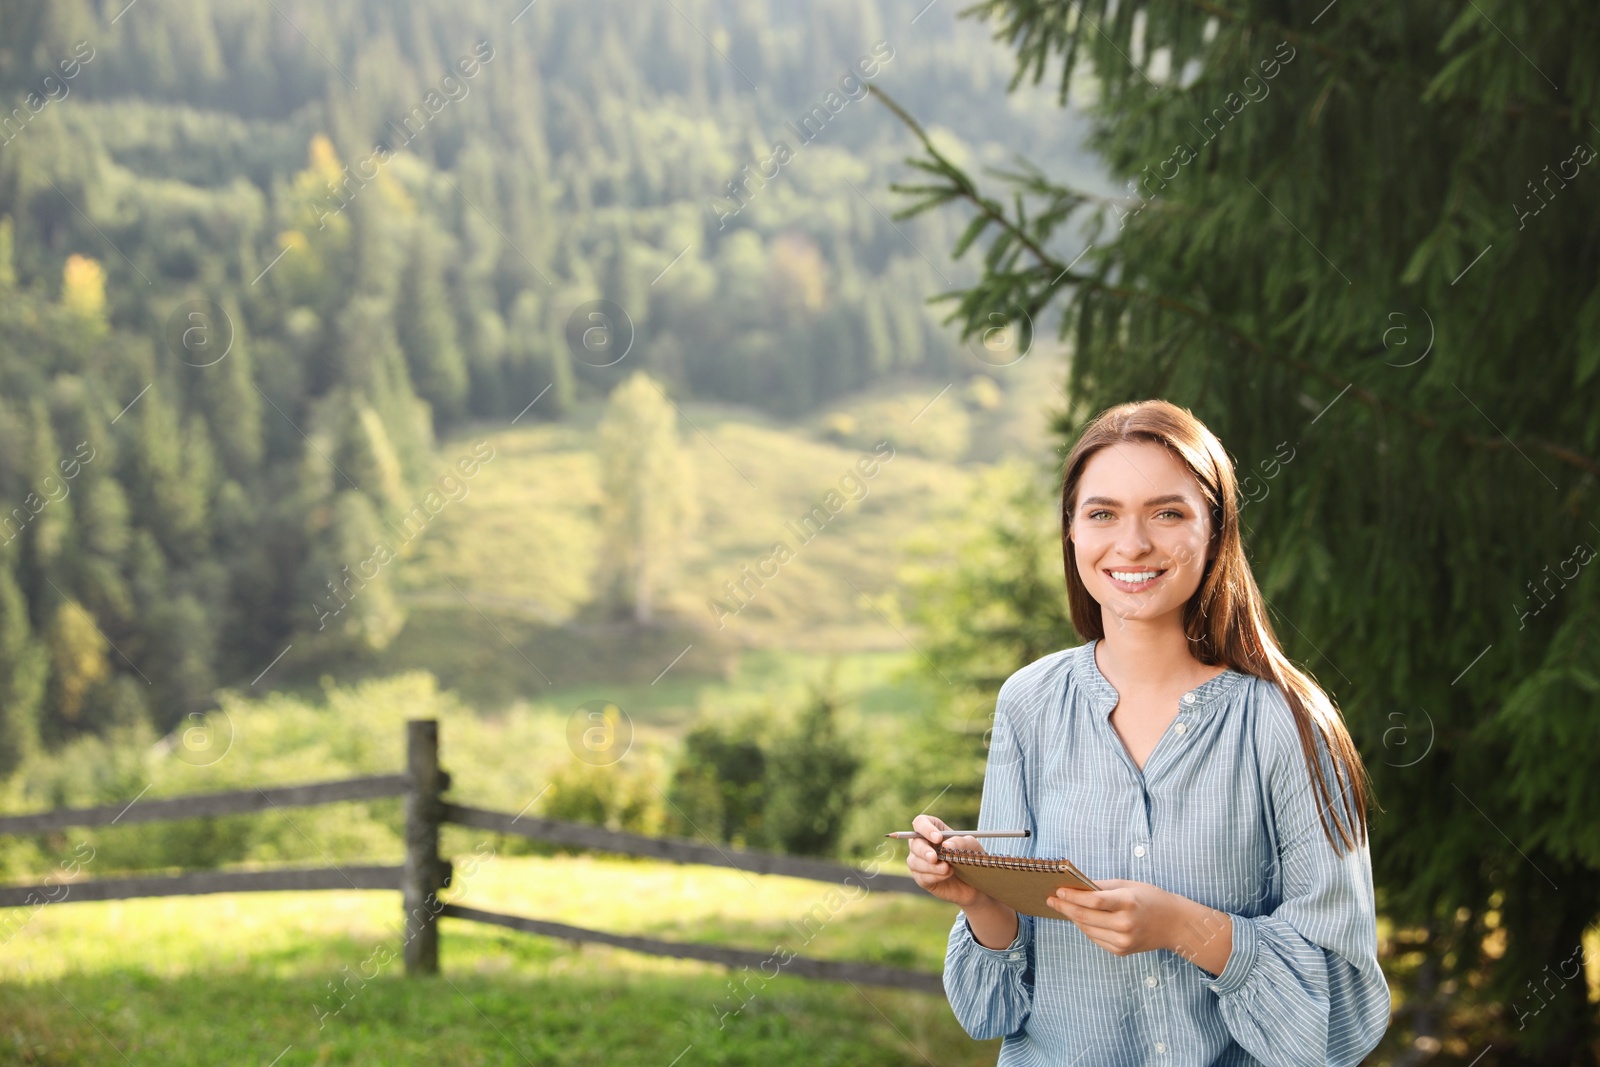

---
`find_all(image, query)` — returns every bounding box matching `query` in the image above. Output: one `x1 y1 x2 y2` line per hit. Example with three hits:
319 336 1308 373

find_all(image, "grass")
1 853 999 1066
312 371 1061 711
305 403 985 708
534 647 945 731
399 406 983 648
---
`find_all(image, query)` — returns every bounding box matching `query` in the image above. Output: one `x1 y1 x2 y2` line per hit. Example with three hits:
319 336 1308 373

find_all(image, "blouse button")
1133 844 1147 857
1174 722 1187 735
1182 692 1196 705
1145 975 1158 988
1155 1042 1168 1054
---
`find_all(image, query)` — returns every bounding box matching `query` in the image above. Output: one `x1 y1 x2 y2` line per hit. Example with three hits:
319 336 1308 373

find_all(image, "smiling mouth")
1104 568 1167 590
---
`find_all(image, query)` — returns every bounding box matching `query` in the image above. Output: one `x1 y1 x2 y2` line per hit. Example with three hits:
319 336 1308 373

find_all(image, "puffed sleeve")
942 679 1039 1040
1198 686 1392 1066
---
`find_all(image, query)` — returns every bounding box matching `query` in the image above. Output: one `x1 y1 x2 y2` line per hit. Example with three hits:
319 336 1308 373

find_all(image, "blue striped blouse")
942 639 1391 1066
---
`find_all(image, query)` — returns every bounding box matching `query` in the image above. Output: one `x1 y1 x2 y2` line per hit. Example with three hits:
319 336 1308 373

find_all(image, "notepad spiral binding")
935 847 1075 873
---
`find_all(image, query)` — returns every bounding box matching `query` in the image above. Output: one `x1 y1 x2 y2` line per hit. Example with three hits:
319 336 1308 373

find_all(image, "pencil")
883 829 1031 839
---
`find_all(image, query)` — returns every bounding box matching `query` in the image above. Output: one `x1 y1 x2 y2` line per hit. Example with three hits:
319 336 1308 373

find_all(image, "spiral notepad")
937 846 1101 919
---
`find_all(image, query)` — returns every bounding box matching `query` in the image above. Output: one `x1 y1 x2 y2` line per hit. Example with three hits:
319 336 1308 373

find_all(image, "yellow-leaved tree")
47 599 109 725
61 254 106 322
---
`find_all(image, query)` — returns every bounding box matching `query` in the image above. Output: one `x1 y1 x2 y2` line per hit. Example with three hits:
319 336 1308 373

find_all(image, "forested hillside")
0 0 1093 765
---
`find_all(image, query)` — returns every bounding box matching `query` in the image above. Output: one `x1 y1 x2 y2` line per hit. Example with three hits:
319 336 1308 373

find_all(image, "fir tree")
877 2 1600 1056
395 225 469 426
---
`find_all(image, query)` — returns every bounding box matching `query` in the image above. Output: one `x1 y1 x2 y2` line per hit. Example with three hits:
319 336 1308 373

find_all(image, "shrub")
664 676 862 858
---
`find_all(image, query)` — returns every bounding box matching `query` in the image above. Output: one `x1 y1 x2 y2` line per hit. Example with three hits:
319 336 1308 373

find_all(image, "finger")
1054 907 1108 943
1050 902 1108 944
1055 886 1114 910
1049 895 1094 917
1078 930 1114 955
1052 898 1120 932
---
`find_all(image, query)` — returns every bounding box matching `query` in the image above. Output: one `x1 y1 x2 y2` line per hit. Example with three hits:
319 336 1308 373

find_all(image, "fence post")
403 719 445 975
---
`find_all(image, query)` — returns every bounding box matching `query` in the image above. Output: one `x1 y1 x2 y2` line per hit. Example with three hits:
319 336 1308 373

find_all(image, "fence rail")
439 903 944 995
0 720 943 995
0 774 409 835
0 866 402 908
442 802 925 895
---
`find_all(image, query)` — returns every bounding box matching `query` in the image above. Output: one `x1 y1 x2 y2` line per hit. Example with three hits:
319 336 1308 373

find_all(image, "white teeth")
1110 570 1161 582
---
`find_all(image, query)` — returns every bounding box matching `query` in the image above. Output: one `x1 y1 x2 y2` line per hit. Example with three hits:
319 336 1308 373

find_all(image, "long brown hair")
1058 399 1372 855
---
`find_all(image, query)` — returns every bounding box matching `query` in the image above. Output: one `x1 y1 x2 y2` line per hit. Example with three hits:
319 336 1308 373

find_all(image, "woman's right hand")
904 813 991 909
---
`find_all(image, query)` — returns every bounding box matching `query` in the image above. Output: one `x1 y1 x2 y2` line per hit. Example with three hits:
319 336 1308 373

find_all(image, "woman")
906 400 1390 1065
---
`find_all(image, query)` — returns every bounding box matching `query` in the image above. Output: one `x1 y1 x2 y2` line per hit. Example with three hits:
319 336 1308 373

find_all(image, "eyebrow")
1079 494 1190 508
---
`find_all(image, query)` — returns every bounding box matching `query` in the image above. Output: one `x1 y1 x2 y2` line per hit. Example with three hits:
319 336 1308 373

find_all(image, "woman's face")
1069 440 1215 626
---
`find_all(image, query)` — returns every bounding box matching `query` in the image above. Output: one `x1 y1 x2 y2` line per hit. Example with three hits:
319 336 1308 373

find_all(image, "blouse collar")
1079 638 1249 723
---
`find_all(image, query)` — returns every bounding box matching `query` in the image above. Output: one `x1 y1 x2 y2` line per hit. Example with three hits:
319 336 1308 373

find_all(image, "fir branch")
869 83 1600 480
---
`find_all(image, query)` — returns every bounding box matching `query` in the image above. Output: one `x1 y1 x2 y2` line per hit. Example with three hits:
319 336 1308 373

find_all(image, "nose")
1115 517 1153 559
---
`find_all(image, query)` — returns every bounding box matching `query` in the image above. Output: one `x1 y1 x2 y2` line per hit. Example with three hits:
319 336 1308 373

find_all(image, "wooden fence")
0 719 943 994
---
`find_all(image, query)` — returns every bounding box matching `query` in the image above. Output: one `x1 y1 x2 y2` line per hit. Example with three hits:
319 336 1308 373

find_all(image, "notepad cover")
936 846 1101 919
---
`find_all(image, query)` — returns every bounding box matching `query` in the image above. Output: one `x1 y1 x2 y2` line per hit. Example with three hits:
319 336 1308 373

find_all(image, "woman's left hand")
1045 878 1182 957
1048 879 1235 975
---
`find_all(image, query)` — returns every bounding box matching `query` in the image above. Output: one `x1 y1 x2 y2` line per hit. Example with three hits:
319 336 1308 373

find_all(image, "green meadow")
281 372 1054 780
356 364 1059 705
2 375 1062 1064
2 854 997 1066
